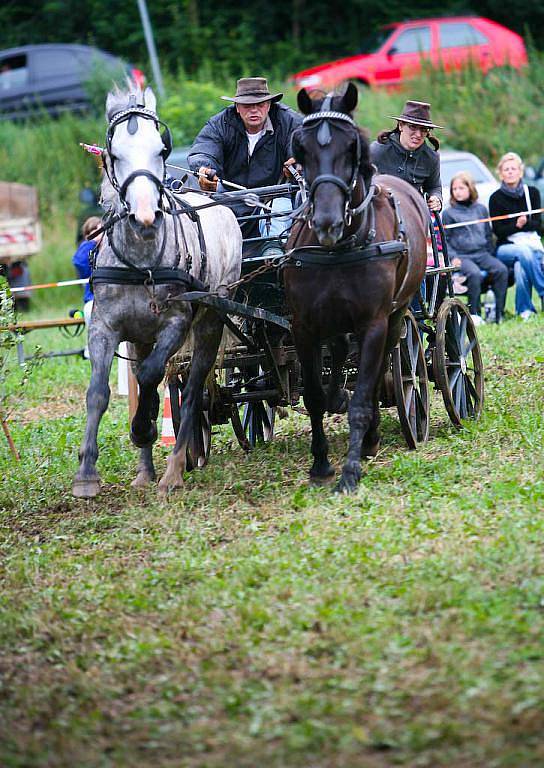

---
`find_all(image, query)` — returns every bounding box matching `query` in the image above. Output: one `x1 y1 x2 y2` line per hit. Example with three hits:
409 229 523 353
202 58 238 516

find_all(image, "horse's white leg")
336 316 388 495
158 310 223 494
73 322 119 498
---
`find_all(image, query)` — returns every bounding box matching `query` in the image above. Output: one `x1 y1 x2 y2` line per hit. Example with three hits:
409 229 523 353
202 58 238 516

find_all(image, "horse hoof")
309 470 336 486
72 479 100 498
130 420 158 449
334 479 356 495
309 464 335 486
131 470 156 488
157 476 183 496
334 466 361 495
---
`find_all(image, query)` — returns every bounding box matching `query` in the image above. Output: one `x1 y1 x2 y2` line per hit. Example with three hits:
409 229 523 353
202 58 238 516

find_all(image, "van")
0 44 144 120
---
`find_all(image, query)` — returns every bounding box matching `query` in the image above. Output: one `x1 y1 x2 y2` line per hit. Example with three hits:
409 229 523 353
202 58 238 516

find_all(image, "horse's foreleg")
132 353 160 488
130 321 190 486
296 333 334 483
158 311 223 493
130 322 188 448
337 318 388 494
326 333 349 414
73 325 119 498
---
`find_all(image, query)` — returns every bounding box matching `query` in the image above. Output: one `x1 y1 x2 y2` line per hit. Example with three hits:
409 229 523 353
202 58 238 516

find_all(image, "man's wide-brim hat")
221 77 283 104
388 100 444 129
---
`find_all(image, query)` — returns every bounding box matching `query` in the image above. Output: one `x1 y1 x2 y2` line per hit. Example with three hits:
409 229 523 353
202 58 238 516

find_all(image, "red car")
290 16 527 91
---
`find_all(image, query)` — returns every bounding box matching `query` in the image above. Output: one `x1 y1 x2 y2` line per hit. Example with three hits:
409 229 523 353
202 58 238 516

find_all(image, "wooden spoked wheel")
392 310 430 449
434 298 484 427
241 400 275 446
168 377 212 470
228 365 276 451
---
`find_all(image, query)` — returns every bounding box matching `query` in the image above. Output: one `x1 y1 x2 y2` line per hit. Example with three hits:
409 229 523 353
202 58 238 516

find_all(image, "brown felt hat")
388 100 444 129
221 77 283 105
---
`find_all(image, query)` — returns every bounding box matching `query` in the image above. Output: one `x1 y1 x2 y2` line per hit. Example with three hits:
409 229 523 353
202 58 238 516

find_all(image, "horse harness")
91 98 209 312
286 100 408 269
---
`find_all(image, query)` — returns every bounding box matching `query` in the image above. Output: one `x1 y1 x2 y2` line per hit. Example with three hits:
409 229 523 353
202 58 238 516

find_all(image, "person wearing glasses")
370 100 443 212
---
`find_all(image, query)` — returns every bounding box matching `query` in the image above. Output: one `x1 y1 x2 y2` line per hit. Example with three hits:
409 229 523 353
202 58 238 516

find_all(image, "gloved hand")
427 195 442 212
283 157 303 180
198 166 218 192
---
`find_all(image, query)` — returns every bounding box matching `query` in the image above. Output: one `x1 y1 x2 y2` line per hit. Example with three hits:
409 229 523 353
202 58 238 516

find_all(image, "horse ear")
297 88 314 115
144 86 157 113
291 128 304 162
342 82 358 114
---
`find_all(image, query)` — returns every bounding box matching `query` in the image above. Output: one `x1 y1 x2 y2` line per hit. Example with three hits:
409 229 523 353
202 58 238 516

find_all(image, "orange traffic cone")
160 384 177 447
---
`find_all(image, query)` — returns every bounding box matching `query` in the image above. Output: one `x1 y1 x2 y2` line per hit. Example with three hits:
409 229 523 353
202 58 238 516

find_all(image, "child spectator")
72 216 101 357
443 172 508 324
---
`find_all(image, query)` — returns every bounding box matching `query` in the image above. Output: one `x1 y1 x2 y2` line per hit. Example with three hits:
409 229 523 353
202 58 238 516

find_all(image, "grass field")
1 276 543 766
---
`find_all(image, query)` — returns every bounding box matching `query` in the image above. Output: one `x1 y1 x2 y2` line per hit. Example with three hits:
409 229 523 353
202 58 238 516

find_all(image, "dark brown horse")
284 84 429 493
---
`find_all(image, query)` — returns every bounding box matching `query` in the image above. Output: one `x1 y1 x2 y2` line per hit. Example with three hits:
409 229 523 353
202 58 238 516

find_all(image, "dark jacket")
188 103 302 190
488 185 542 246
442 201 494 261
370 131 442 202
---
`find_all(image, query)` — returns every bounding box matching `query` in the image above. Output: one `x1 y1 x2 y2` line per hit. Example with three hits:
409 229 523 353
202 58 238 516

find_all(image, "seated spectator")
72 216 101 357
489 152 544 320
442 171 507 325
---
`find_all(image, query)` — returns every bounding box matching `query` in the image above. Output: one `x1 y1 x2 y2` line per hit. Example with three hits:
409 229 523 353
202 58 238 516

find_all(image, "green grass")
1 300 543 766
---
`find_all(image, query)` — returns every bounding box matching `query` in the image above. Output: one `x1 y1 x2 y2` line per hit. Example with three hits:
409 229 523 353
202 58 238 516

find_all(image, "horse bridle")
104 102 172 212
301 101 375 231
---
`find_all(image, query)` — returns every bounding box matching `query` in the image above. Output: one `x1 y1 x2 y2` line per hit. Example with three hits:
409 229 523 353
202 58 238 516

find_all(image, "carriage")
164 178 485 469
74 86 485 497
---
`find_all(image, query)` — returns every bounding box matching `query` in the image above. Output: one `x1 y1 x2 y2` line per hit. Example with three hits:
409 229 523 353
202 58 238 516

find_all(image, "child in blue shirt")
72 216 101 357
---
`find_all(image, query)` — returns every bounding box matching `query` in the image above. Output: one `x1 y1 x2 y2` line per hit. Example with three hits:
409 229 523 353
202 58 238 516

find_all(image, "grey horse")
73 86 242 497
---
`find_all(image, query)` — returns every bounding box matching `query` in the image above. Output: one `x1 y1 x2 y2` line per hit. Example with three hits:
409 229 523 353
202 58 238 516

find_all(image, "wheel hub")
460 356 467 374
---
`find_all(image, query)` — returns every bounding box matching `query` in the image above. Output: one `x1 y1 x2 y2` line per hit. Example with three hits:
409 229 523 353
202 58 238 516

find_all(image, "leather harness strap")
286 239 407 268
91 266 207 293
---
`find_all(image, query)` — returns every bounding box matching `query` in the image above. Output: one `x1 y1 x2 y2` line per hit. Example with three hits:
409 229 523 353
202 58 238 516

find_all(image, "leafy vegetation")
1 0 544 80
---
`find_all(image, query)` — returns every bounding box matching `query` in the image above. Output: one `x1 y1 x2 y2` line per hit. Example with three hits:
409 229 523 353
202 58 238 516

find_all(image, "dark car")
0 44 144 120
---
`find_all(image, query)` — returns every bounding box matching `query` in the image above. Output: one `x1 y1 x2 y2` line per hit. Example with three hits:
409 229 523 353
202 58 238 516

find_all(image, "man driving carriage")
188 77 302 257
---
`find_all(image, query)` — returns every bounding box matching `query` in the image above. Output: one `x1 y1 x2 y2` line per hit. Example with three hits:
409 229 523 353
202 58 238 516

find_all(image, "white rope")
442 207 544 229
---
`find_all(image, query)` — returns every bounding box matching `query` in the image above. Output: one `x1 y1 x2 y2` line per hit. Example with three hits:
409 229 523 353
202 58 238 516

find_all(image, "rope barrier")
442 207 544 230
9 278 88 294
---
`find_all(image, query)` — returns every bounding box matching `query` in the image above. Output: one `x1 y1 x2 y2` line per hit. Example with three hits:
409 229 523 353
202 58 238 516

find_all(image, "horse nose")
315 220 344 248
129 210 163 239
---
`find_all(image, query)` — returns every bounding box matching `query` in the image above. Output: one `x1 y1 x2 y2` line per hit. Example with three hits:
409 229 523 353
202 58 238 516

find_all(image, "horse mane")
105 83 146 122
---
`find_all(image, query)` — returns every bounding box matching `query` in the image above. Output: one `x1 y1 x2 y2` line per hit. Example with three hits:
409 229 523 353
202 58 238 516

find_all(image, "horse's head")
293 84 372 248
105 86 172 239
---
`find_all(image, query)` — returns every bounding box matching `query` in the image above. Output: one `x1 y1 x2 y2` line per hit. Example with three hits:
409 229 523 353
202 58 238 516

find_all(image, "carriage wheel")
228 364 276 450
231 399 276 450
392 310 430 449
434 298 484 427
169 377 212 470
242 400 275 446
